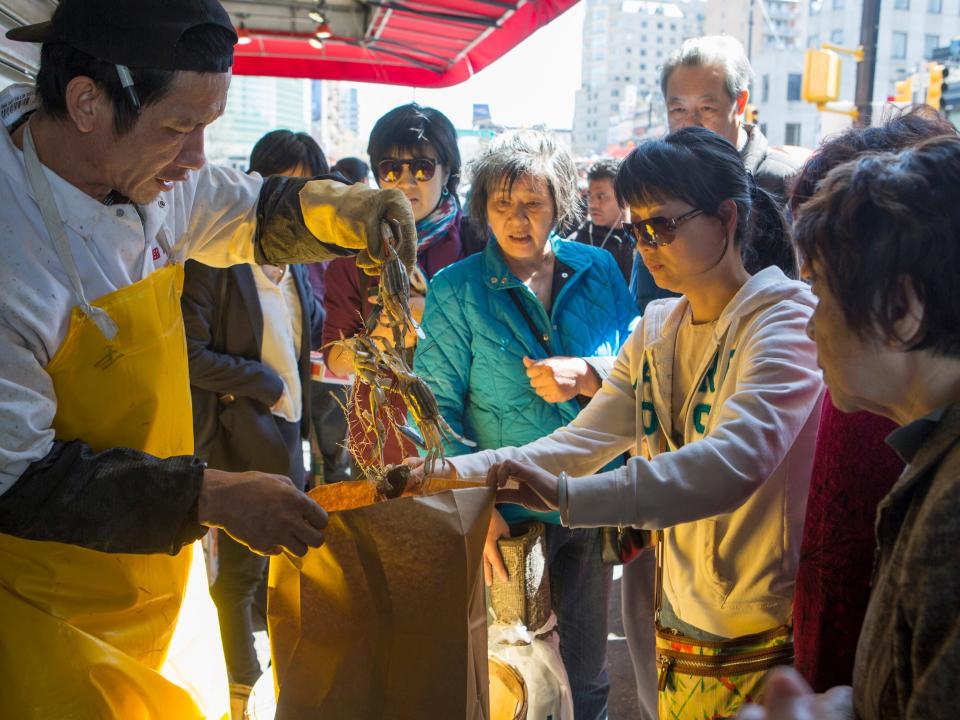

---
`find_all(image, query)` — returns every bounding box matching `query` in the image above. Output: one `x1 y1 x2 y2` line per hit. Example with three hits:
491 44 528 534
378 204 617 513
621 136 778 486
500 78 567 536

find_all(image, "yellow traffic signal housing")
745 104 760 124
802 48 842 104
927 63 946 108
894 78 913 103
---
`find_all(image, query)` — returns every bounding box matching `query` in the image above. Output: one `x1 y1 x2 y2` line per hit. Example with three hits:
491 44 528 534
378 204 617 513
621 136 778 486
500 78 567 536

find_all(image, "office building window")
760 123 768 136
832 0 843 9
808 34 820 49
762 74 770 102
785 123 802 145
787 73 803 101
925 34 940 57
928 0 942 12
831 29 844 44
892 31 908 59
894 0 909 9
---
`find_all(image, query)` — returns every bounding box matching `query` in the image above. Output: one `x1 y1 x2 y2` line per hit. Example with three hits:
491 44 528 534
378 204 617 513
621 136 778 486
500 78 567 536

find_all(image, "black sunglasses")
623 208 703 248
376 157 439 183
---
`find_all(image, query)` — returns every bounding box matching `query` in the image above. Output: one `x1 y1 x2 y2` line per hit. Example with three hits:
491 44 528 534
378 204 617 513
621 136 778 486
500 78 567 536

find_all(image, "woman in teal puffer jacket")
413 129 637 720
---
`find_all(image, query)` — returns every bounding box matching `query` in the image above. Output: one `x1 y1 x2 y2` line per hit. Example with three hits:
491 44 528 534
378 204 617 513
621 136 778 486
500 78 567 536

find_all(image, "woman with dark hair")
787 107 957 693
413 127 824 717
740 134 960 720
248 129 328 177
322 104 484 473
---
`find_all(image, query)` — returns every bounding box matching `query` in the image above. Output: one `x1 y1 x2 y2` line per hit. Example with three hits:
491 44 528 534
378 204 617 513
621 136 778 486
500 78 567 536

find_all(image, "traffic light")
802 48 842 104
745 104 760 124
927 62 947 109
894 78 912 103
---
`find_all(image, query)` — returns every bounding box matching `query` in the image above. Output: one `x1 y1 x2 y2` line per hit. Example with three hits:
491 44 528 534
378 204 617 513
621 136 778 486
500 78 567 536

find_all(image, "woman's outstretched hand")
488 459 560 513
736 668 854 720
403 455 458 491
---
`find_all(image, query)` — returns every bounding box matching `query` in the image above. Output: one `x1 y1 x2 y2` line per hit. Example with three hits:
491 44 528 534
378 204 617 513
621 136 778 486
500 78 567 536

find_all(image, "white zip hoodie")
450 266 824 638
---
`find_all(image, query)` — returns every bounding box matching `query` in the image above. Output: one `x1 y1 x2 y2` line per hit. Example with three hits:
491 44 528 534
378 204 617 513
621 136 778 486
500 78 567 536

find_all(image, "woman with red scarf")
322 104 485 475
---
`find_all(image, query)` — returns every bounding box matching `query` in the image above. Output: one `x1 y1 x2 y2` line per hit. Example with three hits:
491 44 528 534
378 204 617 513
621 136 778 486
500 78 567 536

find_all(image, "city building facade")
573 0 707 156
725 0 960 148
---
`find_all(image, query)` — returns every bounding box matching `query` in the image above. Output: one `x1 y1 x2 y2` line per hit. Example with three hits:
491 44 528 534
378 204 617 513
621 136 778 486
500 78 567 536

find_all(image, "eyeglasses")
623 208 703 248
376 157 439 183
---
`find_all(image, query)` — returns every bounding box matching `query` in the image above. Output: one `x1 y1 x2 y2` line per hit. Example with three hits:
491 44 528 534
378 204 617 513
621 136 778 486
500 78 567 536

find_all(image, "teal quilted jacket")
414 236 637 521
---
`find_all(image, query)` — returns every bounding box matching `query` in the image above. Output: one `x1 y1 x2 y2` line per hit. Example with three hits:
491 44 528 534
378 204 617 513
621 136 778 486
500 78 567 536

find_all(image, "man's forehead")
589 177 615 191
157 71 229 123
667 65 730 98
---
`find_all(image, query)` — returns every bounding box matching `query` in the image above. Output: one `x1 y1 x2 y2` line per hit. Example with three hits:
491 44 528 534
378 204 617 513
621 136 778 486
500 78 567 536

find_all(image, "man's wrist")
197 467 225 528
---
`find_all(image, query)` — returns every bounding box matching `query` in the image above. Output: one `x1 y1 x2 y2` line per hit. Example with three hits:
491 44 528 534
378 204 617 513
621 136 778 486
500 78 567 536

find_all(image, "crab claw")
396 423 426 449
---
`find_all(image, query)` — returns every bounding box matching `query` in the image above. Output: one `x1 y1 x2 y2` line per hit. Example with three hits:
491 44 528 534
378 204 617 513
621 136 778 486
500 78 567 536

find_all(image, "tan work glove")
299 180 417 273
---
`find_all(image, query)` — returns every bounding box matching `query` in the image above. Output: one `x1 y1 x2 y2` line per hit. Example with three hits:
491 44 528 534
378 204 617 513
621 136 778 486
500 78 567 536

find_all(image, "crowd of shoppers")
2 1 958 717
416 126 824 718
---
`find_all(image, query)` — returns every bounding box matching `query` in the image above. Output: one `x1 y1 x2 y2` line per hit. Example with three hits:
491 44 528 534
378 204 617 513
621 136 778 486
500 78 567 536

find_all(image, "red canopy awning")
227 0 578 88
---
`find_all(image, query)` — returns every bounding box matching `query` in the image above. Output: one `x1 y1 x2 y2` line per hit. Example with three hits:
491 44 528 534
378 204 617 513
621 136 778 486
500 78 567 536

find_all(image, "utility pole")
854 0 882 127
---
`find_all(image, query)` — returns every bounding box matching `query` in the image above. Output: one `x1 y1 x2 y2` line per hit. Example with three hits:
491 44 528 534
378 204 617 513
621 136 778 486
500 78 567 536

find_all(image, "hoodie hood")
644 265 814 346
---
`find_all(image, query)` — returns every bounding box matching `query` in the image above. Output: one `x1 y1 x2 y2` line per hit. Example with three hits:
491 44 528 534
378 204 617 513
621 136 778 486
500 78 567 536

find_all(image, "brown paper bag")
268 480 495 719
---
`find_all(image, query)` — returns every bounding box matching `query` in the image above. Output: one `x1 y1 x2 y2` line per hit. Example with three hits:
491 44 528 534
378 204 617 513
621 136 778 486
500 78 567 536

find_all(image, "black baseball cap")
6 0 238 72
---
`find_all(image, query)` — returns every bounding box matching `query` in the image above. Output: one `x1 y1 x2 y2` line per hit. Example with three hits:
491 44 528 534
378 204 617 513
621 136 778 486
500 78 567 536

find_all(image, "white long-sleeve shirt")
0 84 264 494
252 264 303 422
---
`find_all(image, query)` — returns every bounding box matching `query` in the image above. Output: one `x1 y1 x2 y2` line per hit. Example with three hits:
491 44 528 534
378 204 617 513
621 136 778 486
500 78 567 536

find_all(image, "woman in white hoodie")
412 127 824 717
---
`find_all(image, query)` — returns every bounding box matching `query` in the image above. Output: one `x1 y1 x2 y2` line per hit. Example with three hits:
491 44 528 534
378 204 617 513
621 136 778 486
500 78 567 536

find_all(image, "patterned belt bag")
653 534 794 719
655 623 793 719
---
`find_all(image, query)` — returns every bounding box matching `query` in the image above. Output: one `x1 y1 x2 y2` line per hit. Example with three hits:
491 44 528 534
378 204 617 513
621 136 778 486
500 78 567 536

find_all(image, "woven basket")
488 655 528 720
489 520 551 631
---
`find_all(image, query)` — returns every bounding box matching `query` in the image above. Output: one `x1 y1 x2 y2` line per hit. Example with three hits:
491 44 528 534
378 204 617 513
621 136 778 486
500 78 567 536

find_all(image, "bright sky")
350 2 585 136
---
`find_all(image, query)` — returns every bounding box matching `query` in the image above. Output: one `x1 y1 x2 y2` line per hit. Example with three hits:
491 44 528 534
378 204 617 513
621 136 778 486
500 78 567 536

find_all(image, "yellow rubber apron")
0 124 229 719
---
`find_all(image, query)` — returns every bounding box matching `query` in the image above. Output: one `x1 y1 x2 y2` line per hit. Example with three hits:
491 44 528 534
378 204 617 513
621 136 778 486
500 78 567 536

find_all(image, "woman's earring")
441 187 450 198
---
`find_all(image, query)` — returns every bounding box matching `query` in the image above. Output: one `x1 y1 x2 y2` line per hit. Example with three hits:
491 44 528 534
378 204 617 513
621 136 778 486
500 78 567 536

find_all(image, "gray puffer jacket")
740 123 802 201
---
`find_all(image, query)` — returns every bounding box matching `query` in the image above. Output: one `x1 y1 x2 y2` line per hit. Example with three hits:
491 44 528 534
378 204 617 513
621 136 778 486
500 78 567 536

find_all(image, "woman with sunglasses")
411 127 824 717
413 129 636 720
322 104 485 475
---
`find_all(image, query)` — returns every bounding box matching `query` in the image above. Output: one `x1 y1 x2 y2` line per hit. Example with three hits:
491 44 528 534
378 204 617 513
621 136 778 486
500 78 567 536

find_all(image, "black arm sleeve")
253 175 356 266
0 440 207 555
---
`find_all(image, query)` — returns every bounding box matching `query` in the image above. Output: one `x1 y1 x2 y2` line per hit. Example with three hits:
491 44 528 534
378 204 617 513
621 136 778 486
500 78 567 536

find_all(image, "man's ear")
64 76 108 134
735 89 749 116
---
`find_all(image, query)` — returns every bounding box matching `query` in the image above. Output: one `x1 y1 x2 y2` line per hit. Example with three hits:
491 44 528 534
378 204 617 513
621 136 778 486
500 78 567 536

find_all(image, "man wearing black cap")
0 1 417 717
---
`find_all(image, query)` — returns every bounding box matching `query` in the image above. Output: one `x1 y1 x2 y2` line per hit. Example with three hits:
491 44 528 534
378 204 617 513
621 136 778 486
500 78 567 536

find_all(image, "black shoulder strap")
507 287 552 357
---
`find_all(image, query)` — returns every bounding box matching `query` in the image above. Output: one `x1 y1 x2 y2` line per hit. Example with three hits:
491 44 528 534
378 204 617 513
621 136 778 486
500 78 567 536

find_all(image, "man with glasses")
0 1 416 716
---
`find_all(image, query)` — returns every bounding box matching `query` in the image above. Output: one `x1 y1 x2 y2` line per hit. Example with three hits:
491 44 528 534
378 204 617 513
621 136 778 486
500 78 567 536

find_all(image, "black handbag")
600 526 652 565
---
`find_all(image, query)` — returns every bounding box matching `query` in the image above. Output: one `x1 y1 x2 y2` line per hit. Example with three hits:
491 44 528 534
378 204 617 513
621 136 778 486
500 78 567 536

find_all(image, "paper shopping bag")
268 480 495 719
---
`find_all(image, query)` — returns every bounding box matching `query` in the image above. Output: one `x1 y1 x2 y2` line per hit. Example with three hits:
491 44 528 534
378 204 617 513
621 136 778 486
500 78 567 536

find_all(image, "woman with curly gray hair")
414 129 636 719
